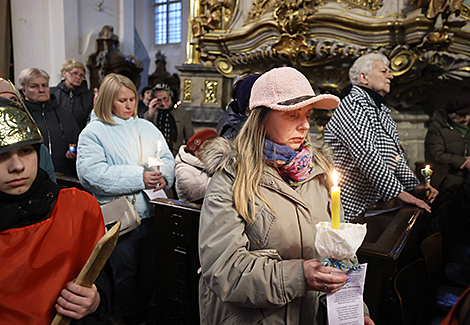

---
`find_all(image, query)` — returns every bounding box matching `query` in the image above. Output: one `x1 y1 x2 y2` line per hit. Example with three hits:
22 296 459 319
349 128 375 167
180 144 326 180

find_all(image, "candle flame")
333 169 338 187
425 165 430 170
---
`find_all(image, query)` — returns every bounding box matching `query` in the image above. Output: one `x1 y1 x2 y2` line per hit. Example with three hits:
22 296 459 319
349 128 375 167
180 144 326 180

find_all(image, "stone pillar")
176 65 228 130
390 109 429 173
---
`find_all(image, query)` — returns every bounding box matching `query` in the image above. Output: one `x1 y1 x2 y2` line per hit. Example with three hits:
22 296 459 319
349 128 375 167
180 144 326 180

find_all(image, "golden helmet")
0 97 43 154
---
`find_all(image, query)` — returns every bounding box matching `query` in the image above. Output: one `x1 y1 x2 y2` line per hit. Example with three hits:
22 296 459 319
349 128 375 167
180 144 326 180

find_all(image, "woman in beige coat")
199 67 374 325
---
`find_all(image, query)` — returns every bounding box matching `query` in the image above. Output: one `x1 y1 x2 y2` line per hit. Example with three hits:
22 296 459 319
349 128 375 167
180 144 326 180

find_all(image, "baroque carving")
191 0 236 38
412 0 467 29
183 79 192 103
388 45 470 109
246 0 278 24
315 0 383 14
204 80 218 103
274 0 316 35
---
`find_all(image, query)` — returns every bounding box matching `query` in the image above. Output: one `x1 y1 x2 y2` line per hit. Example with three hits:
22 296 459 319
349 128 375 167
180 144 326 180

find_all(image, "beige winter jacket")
198 138 368 324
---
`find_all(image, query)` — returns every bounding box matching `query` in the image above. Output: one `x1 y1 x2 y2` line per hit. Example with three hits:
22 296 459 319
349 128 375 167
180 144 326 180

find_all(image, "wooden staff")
50 222 121 325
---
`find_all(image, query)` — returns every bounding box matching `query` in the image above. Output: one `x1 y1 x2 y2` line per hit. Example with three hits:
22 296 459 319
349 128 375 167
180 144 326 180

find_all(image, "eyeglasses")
156 97 170 103
67 70 85 78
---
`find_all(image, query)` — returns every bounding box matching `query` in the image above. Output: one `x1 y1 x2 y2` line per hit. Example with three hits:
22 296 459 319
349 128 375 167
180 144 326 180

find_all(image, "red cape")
0 188 105 324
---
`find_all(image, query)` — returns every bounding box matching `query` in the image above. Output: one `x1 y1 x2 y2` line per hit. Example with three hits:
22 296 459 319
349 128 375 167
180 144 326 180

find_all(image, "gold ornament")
0 98 43 154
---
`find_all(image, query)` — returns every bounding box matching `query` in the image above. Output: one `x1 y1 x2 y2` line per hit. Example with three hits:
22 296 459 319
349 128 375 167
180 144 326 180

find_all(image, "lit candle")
421 165 433 197
331 169 340 230
157 140 161 161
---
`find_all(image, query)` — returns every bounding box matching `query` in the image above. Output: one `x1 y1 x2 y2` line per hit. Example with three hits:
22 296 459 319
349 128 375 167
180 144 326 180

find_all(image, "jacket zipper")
41 105 53 155
446 121 468 156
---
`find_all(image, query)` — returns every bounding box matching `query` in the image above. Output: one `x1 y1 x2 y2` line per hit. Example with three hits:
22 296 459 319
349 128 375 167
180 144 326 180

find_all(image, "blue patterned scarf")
264 140 315 188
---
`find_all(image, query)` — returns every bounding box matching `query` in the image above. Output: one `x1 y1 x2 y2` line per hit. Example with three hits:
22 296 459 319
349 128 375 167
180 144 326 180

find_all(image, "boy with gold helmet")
0 98 111 323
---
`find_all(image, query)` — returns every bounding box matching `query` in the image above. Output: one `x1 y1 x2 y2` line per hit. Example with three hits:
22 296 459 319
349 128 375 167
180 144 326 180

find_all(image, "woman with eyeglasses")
144 84 194 156
51 59 94 131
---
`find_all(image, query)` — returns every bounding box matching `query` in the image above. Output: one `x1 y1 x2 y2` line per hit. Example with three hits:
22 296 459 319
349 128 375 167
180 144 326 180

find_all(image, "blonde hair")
60 59 86 75
233 106 335 223
18 68 50 89
94 73 138 124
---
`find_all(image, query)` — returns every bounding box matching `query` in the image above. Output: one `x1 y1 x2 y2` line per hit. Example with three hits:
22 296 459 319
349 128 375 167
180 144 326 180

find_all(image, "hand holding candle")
148 140 165 172
420 165 433 198
331 169 340 230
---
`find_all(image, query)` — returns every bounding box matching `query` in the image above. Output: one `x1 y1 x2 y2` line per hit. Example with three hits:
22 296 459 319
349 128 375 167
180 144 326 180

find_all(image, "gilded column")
184 0 202 65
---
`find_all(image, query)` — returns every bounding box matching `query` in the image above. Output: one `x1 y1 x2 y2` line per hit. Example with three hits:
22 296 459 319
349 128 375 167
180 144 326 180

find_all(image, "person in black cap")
137 86 153 118
425 95 470 190
216 74 261 139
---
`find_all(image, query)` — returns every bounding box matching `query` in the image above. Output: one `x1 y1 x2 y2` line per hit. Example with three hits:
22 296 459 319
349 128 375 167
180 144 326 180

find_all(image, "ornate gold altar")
179 0 470 165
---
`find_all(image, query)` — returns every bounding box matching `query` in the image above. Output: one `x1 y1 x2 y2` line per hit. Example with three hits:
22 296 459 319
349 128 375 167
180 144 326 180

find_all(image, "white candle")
157 140 161 161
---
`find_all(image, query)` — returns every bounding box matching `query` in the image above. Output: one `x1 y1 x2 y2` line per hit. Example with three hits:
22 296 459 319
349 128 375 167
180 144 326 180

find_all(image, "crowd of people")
1 52 469 324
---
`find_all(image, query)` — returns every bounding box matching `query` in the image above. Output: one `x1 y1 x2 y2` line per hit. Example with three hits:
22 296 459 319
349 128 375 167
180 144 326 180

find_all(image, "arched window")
155 0 182 45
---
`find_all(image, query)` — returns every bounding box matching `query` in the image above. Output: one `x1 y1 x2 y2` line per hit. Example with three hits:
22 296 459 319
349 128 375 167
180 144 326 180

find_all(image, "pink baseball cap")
249 67 340 111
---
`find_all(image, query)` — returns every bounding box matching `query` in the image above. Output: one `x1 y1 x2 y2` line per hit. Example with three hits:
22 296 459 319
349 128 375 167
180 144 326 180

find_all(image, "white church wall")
11 0 136 87
135 0 189 79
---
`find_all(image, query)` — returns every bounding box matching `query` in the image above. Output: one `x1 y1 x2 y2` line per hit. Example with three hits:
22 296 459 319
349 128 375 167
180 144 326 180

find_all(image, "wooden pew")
150 198 202 325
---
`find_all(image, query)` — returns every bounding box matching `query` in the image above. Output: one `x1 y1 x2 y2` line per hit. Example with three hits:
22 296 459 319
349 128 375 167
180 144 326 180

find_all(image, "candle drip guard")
315 221 367 270
322 258 361 271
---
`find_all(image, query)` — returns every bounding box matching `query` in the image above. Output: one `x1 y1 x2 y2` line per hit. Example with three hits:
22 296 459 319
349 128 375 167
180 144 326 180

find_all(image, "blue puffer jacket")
77 111 175 219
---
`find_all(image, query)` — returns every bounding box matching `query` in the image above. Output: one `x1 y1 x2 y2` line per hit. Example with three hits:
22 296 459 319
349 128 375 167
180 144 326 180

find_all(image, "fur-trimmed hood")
199 136 237 176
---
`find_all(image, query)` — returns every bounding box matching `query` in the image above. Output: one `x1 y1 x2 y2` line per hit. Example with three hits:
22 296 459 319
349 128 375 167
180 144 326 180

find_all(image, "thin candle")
157 140 161 161
331 169 340 230
421 165 433 198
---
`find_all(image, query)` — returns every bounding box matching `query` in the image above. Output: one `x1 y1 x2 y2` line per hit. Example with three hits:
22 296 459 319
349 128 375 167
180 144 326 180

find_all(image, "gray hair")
349 53 390 85
18 68 50 89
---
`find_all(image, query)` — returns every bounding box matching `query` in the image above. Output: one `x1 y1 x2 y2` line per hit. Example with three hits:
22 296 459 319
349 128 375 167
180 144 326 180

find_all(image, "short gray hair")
18 68 50 89
349 53 390 86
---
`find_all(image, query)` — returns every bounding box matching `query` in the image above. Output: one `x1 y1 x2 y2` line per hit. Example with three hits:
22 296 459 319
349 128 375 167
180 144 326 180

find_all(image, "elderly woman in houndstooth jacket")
324 53 438 221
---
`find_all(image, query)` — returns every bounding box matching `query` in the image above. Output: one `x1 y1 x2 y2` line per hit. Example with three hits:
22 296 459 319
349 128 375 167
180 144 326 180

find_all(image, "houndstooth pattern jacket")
324 86 419 221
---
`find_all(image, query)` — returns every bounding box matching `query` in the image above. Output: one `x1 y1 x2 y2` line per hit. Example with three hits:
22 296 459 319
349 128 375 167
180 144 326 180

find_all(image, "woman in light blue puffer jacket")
77 74 174 324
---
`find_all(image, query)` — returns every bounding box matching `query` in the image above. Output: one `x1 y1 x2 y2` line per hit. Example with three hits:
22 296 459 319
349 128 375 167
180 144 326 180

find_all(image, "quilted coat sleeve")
332 96 406 201
425 121 466 169
175 161 208 201
199 170 306 308
76 126 146 197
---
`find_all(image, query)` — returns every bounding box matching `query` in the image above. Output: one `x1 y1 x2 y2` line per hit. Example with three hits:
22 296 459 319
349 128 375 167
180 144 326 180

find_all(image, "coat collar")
89 110 138 126
260 163 327 211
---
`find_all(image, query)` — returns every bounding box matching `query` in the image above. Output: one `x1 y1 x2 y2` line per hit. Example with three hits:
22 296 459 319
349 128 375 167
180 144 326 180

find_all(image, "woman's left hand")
55 282 100 319
303 259 348 293
412 184 439 203
143 171 167 191
65 151 77 159
364 316 375 325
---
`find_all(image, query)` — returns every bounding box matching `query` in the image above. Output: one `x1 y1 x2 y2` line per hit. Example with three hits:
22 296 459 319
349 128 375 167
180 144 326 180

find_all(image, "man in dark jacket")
51 59 94 131
425 95 470 190
18 67 80 176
